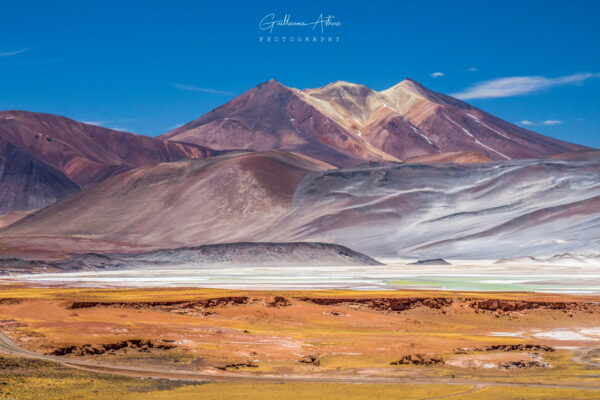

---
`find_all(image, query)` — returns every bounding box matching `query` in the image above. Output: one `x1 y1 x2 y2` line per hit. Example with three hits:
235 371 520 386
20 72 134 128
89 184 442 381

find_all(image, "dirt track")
1 332 599 391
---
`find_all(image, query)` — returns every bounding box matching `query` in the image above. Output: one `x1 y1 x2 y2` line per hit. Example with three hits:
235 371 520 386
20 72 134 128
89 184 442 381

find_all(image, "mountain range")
0 78 596 263
4 150 598 259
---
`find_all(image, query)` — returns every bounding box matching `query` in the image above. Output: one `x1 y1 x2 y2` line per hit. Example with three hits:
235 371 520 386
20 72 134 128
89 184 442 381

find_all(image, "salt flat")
4 260 600 293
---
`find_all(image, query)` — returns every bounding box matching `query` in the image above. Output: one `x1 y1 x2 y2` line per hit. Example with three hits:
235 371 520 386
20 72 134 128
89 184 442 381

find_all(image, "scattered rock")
201 311 217 316
323 311 348 317
68 297 249 317
471 299 588 313
0 319 25 329
299 356 320 366
454 344 554 353
216 361 258 371
300 297 453 313
391 354 444 366
499 360 548 370
0 298 22 306
485 344 554 352
48 339 175 356
266 296 291 307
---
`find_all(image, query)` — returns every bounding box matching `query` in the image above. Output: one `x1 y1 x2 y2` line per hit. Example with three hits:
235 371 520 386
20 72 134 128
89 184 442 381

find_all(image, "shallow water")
3 262 600 293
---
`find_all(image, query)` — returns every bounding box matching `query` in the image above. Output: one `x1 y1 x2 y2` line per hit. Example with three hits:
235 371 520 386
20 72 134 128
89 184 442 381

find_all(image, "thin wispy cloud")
430 72 444 78
468 67 478 72
453 73 600 100
82 121 107 126
82 120 133 132
542 119 562 125
520 119 563 126
173 83 233 95
0 47 30 57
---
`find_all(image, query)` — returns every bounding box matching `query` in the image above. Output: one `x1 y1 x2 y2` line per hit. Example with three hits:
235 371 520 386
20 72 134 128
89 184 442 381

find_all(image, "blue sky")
1 0 598 147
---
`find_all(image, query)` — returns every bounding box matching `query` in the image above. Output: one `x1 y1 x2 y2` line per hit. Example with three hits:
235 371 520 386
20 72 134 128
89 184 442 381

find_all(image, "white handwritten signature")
259 13 341 34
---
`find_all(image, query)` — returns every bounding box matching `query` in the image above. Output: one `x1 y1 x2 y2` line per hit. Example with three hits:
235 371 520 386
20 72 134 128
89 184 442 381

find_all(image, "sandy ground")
0 285 598 391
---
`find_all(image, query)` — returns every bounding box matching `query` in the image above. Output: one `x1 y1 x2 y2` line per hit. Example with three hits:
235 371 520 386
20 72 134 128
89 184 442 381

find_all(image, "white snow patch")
3 116 14 120
449 117 511 160
462 128 475 138
480 121 511 139
411 125 434 145
357 130 362 137
475 139 510 159
465 113 480 122
465 113 511 140
419 133 433 145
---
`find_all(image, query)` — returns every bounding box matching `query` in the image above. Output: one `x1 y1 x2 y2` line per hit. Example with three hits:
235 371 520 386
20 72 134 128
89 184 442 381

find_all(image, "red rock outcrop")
391 354 444 366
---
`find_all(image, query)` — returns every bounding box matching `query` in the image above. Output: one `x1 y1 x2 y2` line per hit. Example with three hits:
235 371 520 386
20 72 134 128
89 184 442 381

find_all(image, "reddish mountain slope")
161 80 400 167
0 110 221 187
163 79 590 165
1 151 333 247
0 137 79 215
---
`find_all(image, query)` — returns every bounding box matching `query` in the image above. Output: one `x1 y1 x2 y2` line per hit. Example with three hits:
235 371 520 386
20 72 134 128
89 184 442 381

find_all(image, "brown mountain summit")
162 79 589 166
162 79 393 167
